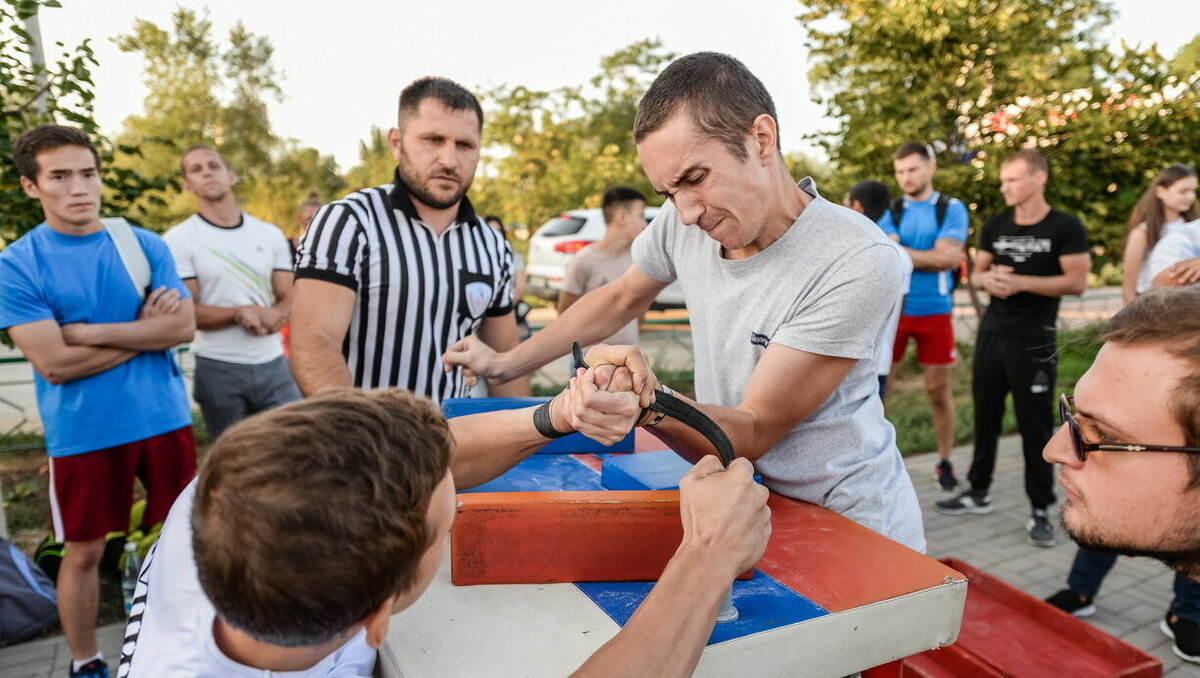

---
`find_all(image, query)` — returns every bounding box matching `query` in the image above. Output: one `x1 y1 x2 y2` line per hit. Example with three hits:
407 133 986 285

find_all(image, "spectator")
0 124 196 678
163 145 301 440
1119 164 1197 304
558 186 649 349
937 149 1089 549
290 77 529 401
1147 218 1200 289
878 143 969 492
1044 287 1200 663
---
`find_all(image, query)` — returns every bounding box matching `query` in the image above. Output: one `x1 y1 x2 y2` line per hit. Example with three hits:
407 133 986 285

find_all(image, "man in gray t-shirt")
444 52 924 551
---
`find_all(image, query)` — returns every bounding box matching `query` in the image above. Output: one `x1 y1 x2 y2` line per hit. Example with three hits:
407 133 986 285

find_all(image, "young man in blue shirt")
0 125 196 678
879 142 968 491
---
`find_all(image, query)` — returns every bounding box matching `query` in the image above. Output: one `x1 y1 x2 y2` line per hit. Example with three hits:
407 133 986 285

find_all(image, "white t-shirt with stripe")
163 213 293 365
295 172 514 402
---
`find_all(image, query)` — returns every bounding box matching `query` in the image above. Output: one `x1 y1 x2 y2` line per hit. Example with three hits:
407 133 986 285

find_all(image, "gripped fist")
140 286 181 319
582 343 660 409
678 456 771 579
555 366 641 446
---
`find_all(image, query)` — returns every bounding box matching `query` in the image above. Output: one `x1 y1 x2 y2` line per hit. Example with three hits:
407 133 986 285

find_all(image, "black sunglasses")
1059 393 1200 462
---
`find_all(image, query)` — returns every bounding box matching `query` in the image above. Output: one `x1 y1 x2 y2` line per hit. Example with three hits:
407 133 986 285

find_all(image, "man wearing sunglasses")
1043 286 1200 664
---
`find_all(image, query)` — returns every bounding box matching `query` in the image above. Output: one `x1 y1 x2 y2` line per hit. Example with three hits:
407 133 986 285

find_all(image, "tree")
1173 32 1200 79
799 1 1200 266
470 39 676 231
113 8 341 234
0 0 169 244
342 125 393 192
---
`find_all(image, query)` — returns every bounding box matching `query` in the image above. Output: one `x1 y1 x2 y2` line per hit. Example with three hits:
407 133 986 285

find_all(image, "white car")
525 207 685 309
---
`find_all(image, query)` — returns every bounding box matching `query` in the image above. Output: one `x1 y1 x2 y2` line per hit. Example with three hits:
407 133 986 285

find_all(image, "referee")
290 77 529 402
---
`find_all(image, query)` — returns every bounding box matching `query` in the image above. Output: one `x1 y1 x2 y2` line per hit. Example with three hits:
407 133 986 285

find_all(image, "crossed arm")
9 286 194 385
890 235 964 272
185 270 295 336
972 250 1090 299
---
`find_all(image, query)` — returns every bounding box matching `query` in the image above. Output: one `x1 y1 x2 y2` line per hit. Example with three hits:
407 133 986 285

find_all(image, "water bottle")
121 541 141 614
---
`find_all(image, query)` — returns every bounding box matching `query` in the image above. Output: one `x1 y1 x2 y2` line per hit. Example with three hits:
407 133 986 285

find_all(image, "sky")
33 0 1200 172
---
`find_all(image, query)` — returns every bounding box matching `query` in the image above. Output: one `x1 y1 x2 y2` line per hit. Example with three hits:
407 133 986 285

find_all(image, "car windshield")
537 216 587 237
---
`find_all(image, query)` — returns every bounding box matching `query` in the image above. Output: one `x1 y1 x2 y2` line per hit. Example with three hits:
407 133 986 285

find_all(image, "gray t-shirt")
562 245 639 346
632 178 925 551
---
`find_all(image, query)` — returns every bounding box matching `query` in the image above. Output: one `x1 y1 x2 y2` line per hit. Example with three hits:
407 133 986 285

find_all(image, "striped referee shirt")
295 170 514 402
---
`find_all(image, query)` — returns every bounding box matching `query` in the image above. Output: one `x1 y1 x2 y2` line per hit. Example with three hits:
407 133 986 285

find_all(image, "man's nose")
674 190 704 226
1043 424 1081 467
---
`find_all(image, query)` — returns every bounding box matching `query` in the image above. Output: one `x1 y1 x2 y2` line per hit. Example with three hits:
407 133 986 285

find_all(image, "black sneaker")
1045 589 1096 617
935 490 993 515
1026 508 1056 547
68 659 110 678
1161 613 1200 664
935 460 959 492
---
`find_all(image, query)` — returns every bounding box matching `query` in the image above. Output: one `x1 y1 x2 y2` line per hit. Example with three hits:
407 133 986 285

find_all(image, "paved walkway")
3 435 1194 676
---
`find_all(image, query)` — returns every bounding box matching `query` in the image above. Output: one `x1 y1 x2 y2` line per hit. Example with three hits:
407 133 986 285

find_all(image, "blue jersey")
0 223 192 457
878 192 968 316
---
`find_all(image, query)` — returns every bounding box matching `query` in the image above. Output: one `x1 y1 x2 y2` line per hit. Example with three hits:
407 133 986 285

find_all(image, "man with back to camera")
845 179 912 399
444 52 924 552
119 363 771 677
290 76 529 401
1044 286 1200 663
938 149 1090 549
0 124 196 678
558 186 649 348
163 145 300 440
878 143 969 492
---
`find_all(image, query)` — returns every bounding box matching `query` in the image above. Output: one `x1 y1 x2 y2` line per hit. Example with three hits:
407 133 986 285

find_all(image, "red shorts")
892 313 957 367
48 426 196 542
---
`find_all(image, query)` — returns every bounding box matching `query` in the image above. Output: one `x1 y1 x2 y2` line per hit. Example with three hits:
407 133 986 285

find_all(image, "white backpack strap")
102 218 152 300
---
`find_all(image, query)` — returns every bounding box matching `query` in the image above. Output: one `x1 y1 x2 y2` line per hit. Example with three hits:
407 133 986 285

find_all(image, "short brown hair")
634 52 779 162
895 142 934 162
601 185 647 224
1003 148 1050 177
11 124 100 183
398 77 483 131
179 144 226 177
1102 287 1200 488
193 388 453 646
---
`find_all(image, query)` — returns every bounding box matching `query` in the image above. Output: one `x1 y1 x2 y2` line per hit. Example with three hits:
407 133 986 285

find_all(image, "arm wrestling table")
380 401 966 678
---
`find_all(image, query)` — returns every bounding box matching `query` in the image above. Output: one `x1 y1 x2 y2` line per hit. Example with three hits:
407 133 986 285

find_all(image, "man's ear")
387 127 403 163
362 595 398 648
19 175 39 199
749 114 778 167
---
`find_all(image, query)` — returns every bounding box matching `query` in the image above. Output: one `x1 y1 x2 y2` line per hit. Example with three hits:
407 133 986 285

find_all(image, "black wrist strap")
533 398 570 439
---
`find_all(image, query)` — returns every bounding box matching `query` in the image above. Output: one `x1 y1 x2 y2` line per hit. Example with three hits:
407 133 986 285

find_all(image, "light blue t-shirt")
878 192 968 316
0 223 192 457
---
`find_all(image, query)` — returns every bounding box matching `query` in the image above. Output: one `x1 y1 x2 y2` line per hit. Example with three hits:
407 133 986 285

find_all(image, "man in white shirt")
163 146 300 439
119 368 770 677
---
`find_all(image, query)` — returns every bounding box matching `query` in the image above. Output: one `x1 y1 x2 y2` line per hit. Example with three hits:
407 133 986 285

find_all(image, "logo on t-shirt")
993 235 1052 263
750 331 770 348
464 281 492 319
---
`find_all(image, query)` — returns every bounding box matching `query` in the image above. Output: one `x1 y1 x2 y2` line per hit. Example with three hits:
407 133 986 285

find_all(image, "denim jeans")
1068 548 1200 622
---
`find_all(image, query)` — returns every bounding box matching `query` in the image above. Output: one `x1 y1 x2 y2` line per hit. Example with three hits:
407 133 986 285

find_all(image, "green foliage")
799 1 1200 269
113 8 342 234
342 125 394 192
470 39 676 231
0 0 170 244
1172 32 1200 78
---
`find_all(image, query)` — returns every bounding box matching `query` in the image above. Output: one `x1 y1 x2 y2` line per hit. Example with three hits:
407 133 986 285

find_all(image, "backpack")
889 193 953 232
35 498 162 583
0 537 58 646
102 217 151 301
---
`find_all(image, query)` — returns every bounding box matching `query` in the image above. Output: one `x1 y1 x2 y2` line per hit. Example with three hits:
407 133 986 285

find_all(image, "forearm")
35 345 138 385
290 332 353 395
449 400 565 489
487 375 531 397
905 247 962 272
572 543 730 678
644 392 769 463
502 284 645 381
193 304 241 331
1015 273 1087 297
82 314 194 351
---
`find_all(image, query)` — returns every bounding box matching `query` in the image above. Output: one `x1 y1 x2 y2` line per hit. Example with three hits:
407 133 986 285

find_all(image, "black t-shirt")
979 209 1089 335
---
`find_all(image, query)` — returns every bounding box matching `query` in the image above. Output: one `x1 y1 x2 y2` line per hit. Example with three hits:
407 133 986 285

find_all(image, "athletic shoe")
935 459 959 492
1161 613 1200 664
67 659 110 678
1044 589 1096 617
935 490 993 515
1026 508 1056 547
